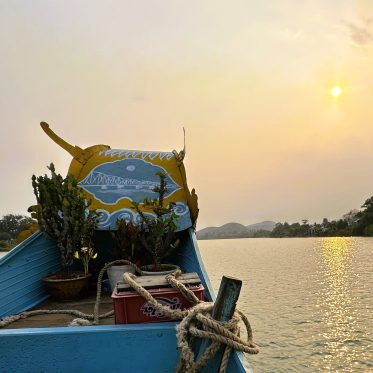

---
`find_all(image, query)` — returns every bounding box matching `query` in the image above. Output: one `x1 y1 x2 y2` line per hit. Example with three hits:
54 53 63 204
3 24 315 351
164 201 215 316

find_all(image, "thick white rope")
121 270 259 372
92 260 143 325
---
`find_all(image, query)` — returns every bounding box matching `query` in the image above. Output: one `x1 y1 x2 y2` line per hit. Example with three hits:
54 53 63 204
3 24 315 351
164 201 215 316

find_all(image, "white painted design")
99 149 174 161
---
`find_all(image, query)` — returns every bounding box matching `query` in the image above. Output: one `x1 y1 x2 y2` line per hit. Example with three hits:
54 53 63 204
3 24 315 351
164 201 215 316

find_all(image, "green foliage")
74 211 101 275
32 163 99 272
0 234 15 251
252 229 271 238
0 232 12 241
0 214 36 239
131 171 179 270
111 219 140 262
270 199 373 238
352 197 373 235
362 196 373 213
270 219 352 238
363 224 373 236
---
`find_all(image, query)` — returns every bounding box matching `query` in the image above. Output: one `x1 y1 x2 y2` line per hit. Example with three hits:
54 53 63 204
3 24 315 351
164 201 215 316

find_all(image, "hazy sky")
1 1 373 229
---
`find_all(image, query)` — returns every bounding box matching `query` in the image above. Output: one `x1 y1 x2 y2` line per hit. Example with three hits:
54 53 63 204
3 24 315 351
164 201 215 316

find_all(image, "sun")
331 86 342 98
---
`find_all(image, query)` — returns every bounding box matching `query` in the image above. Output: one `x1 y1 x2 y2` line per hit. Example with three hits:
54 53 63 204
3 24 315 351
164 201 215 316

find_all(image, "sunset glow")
331 86 342 98
1 1 373 230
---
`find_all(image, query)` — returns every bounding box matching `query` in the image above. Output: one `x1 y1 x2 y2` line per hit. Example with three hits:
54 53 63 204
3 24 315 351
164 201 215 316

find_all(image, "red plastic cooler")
112 273 204 324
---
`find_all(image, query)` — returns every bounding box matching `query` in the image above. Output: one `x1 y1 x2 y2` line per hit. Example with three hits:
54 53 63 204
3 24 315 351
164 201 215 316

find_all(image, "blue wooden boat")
0 124 251 372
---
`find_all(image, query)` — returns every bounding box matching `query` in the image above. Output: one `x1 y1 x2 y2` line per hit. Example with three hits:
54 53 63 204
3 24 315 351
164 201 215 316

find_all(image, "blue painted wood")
198 276 242 372
0 323 179 373
167 229 215 302
0 231 60 318
0 228 247 372
178 230 247 372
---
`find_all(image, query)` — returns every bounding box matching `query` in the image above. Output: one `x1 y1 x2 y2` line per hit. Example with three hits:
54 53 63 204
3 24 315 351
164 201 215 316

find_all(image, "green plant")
31 163 99 274
74 247 97 276
74 212 100 275
131 171 179 271
111 219 140 263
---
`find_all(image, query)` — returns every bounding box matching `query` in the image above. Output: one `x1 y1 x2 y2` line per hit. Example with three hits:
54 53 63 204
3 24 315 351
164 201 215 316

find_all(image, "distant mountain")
246 221 276 232
196 221 276 240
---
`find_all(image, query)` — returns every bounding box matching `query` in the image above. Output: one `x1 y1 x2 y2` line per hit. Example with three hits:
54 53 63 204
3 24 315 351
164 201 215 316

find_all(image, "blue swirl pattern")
97 202 192 231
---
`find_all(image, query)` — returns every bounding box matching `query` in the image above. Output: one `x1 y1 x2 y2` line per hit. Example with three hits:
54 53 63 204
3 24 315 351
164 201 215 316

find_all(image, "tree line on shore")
271 196 373 237
2 194 373 245
0 214 36 250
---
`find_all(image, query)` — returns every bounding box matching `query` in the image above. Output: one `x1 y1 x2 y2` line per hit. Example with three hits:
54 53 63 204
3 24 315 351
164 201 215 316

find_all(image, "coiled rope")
122 269 259 372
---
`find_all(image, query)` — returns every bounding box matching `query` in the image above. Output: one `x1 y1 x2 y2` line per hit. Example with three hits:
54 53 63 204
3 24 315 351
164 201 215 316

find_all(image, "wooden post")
196 276 242 372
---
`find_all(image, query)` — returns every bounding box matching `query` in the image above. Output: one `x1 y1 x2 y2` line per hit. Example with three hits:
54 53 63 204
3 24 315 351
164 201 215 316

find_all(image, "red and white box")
112 282 204 324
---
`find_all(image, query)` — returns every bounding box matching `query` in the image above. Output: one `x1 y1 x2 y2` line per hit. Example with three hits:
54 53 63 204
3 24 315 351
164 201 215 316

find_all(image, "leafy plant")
31 163 99 274
74 212 100 275
111 219 140 263
74 247 97 276
131 171 179 271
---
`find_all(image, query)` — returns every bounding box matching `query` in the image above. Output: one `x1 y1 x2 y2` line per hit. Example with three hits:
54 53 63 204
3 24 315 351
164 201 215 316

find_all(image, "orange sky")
1 1 373 229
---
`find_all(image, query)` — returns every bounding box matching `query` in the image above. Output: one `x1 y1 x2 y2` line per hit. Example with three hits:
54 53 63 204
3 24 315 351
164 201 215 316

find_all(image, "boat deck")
3 291 114 329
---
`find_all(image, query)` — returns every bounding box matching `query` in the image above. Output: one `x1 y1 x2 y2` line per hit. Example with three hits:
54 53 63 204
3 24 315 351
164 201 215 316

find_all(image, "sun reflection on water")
314 237 366 371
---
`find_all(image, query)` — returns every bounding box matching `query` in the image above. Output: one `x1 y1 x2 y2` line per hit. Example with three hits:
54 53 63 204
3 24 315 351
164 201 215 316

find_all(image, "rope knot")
176 303 259 373
69 318 92 326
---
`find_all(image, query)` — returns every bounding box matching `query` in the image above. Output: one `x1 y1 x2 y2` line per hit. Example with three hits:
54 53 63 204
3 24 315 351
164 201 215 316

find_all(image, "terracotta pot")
140 264 179 276
43 272 92 300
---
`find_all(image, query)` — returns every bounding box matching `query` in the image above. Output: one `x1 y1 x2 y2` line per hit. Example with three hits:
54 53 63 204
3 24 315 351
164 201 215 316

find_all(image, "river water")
199 237 373 372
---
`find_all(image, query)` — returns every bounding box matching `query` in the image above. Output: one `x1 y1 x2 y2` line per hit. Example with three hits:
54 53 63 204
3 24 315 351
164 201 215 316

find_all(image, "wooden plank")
116 272 201 291
0 323 180 372
0 233 61 319
196 276 242 372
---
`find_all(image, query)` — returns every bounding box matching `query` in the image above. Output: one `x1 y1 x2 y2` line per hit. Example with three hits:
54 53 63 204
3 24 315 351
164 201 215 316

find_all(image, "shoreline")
197 235 363 240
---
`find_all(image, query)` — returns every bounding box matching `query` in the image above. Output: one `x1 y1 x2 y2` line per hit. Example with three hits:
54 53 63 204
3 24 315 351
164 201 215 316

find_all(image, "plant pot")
140 264 179 276
43 272 92 300
107 265 136 291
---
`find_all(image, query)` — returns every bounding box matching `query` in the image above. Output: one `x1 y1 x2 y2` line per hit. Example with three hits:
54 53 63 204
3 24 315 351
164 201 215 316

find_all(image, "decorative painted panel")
38 122 199 231
76 149 193 231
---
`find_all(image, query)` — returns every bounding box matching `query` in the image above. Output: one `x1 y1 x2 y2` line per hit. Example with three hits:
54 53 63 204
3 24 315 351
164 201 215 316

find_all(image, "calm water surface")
199 237 373 372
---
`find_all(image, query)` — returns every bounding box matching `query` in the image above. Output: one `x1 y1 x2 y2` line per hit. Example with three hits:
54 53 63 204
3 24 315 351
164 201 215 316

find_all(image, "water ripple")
199 237 373 372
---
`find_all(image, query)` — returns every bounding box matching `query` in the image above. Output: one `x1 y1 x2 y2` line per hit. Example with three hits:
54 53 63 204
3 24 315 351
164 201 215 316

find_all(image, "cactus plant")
31 163 99 274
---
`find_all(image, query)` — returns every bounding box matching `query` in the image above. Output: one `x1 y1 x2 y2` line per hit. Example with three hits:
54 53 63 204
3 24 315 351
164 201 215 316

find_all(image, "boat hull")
0 229 248 372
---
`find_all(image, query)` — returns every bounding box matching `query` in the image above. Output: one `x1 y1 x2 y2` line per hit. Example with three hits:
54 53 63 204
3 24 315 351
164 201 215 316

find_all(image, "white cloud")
342 20 373 46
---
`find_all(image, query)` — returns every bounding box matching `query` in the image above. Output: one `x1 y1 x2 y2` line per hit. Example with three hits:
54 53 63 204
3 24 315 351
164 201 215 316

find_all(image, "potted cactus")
131 172 180 274
31 163 99 299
